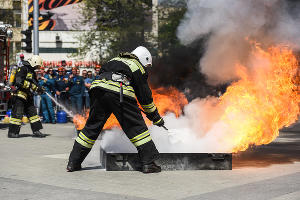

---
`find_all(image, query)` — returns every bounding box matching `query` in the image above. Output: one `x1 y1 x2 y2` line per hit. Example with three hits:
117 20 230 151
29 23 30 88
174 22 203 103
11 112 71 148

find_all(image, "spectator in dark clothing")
82 70 92 110
39 67 56 123
94 65 101 78
69 67 85 115
55 67 69 109
87 70 93 80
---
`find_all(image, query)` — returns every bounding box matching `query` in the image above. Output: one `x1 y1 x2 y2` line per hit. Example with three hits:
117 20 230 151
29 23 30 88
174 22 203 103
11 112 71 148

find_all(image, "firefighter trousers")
69 88 159 165
8 96 43 135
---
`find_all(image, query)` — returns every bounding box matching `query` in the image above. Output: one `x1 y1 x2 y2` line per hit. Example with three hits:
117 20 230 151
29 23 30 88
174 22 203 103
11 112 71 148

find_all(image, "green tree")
76 0 153 63
157 3 186 56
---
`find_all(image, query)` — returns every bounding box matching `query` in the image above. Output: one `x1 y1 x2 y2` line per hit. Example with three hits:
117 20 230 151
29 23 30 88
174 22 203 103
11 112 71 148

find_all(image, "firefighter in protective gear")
8 55 46 138
67 46 164 173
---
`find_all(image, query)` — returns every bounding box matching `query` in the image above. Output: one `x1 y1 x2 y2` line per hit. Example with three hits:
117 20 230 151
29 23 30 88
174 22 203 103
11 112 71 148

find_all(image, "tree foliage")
76 0 153 63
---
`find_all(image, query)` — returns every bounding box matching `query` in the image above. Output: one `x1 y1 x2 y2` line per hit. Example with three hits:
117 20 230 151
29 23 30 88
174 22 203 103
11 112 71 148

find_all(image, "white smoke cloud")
101 98 233 153
177 0 300 84
100 0 300 154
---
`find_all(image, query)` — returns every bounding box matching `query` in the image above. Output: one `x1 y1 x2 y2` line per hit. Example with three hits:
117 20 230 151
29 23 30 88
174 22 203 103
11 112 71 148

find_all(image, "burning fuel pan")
99 128 232 171
100 147 232 171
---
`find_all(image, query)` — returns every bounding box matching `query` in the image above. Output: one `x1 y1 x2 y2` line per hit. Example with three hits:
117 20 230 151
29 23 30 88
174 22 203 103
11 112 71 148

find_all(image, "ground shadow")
19 134 33 138
81 166 104 171
233 131 300 169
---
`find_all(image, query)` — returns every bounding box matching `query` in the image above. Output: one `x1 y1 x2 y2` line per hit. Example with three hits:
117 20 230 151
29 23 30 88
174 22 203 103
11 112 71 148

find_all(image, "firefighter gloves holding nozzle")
153 117 165 127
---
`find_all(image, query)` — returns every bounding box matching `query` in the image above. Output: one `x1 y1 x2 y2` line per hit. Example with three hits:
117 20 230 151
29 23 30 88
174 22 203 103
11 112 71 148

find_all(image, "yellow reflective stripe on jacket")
131 59 145 74
111 57 145 74
78 132 95 144
133 135 152 147
130 130 150 143
90 79 136 98
23 80 31 89
16 91 27 100
29 115 40 123
141 102 156 113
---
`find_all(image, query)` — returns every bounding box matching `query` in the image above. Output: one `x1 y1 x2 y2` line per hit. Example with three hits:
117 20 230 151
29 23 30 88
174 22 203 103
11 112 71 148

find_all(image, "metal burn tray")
100 148 232 171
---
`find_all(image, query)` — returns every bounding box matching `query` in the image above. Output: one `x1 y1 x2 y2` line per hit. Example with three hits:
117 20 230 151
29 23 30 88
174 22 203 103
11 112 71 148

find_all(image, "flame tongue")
73 86 188 130
218 45 299 152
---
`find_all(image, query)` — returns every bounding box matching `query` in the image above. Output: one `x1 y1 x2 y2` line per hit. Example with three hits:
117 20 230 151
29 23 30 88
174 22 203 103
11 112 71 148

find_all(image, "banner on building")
28 0 85 31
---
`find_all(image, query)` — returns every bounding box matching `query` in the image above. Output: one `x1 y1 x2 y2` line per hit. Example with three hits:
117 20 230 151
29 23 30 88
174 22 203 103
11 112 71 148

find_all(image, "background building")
0 0 23 63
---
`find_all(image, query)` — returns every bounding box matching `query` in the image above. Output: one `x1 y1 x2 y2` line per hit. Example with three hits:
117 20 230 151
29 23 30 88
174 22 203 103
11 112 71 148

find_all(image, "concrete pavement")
0 122 299 200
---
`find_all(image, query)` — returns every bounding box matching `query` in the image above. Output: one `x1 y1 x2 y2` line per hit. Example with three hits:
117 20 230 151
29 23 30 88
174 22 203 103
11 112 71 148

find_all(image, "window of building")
0 9 14 25
13 10 21 27
15 42 21 52
12 1 21 10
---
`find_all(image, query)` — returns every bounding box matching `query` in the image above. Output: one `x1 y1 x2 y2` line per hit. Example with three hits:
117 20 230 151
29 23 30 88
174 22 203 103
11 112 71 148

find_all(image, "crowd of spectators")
33 60 101 123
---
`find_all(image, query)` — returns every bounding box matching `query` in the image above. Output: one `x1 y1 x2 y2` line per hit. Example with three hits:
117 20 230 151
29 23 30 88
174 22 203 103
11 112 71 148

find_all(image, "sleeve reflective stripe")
132 135 152 147
141 102 156 113
153 118 162 125
31 83 37 91
23 80 31 89
75 137 93 148
141 102 155 108
130 130 150 143
90 79 136 99
111 57 145 74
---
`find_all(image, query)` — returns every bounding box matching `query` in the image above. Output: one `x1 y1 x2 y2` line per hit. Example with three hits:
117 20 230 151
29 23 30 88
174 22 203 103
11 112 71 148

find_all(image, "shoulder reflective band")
9 118 22 125
141 102 157 113
130 130 152 147
111 57 145 74
31 83 37 91
91 79 136 99
29 115 40 123
75 131 95 149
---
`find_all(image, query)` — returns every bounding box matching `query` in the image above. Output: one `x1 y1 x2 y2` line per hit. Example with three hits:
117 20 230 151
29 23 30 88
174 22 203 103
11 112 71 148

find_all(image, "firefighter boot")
8 132 19 138
67 141 91 172
142 161 161 173
33 130 46 138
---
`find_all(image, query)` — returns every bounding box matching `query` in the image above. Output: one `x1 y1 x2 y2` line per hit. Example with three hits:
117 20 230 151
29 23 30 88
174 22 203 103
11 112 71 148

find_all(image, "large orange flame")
218 45 299 152
73 86 188 130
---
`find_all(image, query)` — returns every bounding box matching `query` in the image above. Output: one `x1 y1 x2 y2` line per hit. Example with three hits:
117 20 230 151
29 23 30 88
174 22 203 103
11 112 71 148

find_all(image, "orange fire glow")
73 86 188 130
218 45 299 152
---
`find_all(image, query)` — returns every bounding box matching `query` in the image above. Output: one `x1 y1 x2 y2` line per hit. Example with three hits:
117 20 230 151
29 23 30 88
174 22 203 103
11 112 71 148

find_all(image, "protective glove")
153 117 165 127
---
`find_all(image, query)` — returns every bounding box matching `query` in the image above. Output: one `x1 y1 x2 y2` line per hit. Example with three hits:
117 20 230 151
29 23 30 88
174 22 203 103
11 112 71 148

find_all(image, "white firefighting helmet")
28 55 43 69
131 46 152 67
